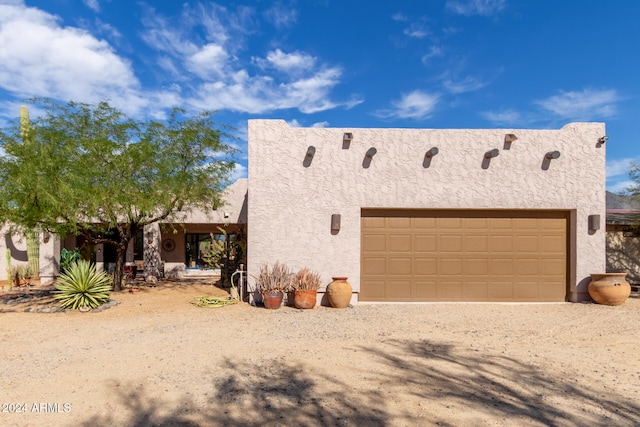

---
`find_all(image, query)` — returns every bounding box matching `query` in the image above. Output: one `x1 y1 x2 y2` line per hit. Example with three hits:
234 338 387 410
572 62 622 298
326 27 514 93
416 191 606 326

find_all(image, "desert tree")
0 99 237 290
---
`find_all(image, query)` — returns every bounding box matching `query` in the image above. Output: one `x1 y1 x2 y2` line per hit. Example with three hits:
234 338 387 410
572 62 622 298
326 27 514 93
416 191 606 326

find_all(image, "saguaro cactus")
26 230 40 280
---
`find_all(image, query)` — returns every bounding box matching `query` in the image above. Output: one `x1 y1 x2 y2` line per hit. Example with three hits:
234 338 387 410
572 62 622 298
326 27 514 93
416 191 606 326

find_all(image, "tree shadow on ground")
359 339 640 426
79 359 388 427
78 339 640 426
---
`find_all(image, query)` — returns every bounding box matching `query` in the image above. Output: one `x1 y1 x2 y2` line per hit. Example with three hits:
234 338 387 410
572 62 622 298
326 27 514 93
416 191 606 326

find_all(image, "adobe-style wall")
247 120 607 303
0 227 59 283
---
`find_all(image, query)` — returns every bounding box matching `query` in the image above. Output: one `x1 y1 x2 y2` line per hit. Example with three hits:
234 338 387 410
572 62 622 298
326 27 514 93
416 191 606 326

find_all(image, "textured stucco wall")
1 228 58 283
248 120 607 302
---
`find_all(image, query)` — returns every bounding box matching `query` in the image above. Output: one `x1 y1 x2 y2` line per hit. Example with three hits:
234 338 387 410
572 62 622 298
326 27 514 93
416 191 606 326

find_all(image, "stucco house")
1 179 247 284
3 120 610 304
247 120 607 303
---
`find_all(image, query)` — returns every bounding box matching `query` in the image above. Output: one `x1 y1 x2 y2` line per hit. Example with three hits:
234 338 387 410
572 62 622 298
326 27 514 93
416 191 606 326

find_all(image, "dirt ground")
1 280 639 427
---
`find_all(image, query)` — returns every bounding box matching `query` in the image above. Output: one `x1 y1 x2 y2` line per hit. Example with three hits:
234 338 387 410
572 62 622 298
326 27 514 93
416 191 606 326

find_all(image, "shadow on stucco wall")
607 232 640 284
4 234 27 262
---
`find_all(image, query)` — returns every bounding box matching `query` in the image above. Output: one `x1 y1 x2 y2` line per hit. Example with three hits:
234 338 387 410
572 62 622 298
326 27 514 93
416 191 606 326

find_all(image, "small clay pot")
262 291 284 309
294 289 317 309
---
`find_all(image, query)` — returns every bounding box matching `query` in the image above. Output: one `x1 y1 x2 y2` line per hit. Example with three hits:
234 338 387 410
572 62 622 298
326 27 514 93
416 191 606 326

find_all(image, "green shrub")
54 260 112 310
60 248 82 274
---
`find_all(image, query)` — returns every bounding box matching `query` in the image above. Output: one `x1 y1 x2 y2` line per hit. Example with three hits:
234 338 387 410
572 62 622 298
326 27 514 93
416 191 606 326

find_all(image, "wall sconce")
545 151 561 160
484 149 500 159
224 212 230 218
303 146 316 167
588 214 601 231
305 146 316 158
505 134 518 143
425 147 439 157
343 133 353 142
598 136 608 144
43 232 50 244
365 147 377 159
331 214 341 234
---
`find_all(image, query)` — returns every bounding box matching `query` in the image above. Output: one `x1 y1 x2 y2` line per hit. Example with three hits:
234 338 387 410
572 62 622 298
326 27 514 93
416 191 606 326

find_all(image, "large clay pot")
327 277 352 308
588 273 631 306
262 291 284 309
294 289 317 309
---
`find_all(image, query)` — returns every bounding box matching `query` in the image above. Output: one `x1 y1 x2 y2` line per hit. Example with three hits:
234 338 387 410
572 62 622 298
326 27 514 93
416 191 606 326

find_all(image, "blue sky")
1 0 639 192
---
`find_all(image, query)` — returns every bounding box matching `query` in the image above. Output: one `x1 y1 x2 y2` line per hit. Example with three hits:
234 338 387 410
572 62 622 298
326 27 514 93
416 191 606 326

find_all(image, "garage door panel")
363 217 386 228
389 235 412 252
465 258 489 275
462 281 489 299
514 282 539 299
363 257 386 275
488 281 514 299
491 218 514 229
491 258 514 275
466 218 489 229
440 235 463 252
361 280 386 300
414 281 438 298
440 258 463 275
414 217 437 228
516 258 539 275
516 218 538 229
389 217 411 229
490 235 513 252
466 235 489 252
361 210 567 302
389 280 412 299
439 281 462 299
414 258 437 275
363 234 386 252
541 258 565 275
389 258 411 274
542 235 564 252
414 234 437 252
515 235 538 252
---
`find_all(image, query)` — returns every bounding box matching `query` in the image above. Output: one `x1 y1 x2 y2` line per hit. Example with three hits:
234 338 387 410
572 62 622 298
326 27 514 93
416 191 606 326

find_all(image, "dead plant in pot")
291 267 321 309
254 262 292 309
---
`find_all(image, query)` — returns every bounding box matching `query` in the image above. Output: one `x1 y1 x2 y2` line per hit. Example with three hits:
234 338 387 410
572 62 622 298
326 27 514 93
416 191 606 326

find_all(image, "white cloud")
311 121 329 128
481 109 522 125
140 6 353 115
376 90 440 120
446 0 506 16
0 1 144 114
264 3 298 29
443 76 487 94
536 88 619 120
422 46 443 64
607 158 638 179
187 43 229 79
607 180 634 194
82 0 100 13
404 23 429 39
254 49 316 75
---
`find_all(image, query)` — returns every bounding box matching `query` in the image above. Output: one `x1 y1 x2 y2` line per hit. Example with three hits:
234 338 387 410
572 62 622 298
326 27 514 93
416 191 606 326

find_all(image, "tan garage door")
361 210 567 302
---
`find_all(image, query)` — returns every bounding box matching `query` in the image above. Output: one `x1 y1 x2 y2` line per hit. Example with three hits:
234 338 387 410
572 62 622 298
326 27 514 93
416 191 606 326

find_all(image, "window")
185 233 229 269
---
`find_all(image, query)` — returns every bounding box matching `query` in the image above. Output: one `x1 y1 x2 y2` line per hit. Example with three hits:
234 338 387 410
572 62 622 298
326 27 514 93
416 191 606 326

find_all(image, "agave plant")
54 260 112 310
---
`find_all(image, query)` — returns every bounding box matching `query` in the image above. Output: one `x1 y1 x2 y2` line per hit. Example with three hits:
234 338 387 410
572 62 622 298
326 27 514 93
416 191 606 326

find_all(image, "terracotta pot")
262 291 284 309
588 273 631 306
327 277 352 308
294 289 317 309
